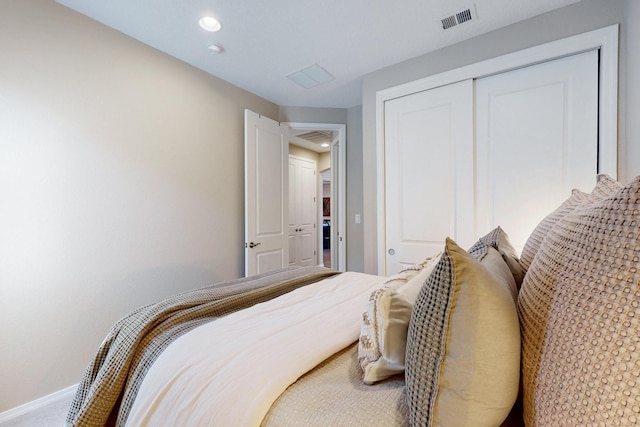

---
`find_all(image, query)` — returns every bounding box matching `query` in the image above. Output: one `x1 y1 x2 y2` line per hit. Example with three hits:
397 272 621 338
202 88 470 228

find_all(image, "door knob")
248 242 261 248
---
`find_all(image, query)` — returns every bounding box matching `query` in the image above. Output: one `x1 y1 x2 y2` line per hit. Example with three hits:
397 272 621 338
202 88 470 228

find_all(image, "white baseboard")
0 384 77 424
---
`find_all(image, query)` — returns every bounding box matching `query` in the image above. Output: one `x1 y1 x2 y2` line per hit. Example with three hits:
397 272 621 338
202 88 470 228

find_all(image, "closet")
288 155 317 266
383 50 600 275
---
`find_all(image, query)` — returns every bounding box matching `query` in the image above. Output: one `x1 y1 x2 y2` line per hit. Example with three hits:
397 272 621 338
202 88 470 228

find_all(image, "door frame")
285 122 347 271
375 24 619 275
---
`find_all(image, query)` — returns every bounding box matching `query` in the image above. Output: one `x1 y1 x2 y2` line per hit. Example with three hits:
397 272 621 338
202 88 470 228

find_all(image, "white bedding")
125 271 385 426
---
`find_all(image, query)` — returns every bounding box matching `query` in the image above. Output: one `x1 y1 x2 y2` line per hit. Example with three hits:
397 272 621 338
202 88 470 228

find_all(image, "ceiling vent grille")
287 63 335 89
441 5 477 30
296 130 333 144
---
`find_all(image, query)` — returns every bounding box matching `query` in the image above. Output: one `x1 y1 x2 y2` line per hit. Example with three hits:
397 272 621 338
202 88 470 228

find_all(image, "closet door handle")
248 242 261 248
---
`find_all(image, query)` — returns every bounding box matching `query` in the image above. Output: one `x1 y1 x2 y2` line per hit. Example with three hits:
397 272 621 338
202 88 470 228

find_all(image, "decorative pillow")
375 257 433 289
358 255 441 384
590 172 623 198
473 226 525 290
519 189 588 272
519 174 622 272
405 239 520 426
517 175 639 426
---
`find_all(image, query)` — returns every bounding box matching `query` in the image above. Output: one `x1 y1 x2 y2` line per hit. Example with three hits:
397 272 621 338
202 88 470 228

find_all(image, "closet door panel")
288 156 317 267
297 160 317 266
288 162 297 266
384 80 474 275
475 50 599 253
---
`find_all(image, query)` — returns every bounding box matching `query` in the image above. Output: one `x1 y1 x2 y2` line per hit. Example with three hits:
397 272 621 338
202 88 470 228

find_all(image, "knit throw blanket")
66 266 339 427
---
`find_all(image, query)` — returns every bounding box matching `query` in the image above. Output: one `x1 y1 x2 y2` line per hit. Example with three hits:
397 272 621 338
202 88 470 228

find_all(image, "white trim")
376 24 619 275
597 26 619 175
0 384 77 423
332 128 347 271
285 122 347 271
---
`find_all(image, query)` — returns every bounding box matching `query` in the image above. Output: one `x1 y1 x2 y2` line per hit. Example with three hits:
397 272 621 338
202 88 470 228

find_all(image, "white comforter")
125 271 385 426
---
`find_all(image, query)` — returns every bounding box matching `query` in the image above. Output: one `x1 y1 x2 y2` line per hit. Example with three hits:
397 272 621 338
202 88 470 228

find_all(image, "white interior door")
244 110 289 276
384 79 474 275
288 156 317 266
475 50 599 253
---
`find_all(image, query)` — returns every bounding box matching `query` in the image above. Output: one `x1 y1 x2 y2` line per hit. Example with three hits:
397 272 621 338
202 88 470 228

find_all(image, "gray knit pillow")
519 174 621 272
473 226 525 289
519 189 588 272
518 175 640 426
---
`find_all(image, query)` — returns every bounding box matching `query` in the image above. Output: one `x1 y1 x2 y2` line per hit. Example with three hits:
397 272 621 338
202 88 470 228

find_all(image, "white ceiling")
55 0 580 108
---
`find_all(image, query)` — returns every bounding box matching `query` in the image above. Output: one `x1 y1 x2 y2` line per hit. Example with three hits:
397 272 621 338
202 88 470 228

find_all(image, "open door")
244 110 289 276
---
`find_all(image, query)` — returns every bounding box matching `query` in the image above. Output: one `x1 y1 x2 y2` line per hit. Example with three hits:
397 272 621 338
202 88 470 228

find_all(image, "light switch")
355 214 361 224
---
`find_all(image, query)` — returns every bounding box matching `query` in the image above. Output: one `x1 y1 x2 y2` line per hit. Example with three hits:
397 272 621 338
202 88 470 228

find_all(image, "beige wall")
361 0 629 274
318 152 330 173
289 145 320 163
0 0 279 411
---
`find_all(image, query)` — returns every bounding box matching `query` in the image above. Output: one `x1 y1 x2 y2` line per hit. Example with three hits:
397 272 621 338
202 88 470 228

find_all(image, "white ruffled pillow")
358 255 441 384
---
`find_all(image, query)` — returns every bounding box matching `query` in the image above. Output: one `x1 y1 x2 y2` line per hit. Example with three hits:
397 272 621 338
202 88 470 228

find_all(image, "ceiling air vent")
441 5 477 30
287 63 335 89
296 130 333 144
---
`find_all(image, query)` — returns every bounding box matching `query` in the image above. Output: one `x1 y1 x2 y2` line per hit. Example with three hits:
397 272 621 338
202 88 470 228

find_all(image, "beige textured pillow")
519 174 622 272
358 255 441 384
518 175 640 426
406 239 520 426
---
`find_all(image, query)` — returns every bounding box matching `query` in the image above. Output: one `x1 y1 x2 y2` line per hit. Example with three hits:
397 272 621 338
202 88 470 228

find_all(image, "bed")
67 174 640 427
66 235 522 427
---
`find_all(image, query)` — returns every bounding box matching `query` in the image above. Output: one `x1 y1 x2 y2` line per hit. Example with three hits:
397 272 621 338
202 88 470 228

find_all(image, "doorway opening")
320 169 331 267
287 122 346 271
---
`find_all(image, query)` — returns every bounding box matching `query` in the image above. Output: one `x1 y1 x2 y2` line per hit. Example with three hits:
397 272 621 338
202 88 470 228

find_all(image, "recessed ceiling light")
199 16 221 32
207 43 223 54
320 143 330 147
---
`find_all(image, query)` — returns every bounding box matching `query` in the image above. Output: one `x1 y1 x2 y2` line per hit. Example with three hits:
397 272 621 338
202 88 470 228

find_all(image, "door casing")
286 122 347 272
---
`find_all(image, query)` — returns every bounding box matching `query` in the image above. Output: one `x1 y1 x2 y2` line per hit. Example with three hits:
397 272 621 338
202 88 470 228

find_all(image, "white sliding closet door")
475 50 599 253
384 79 474 275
